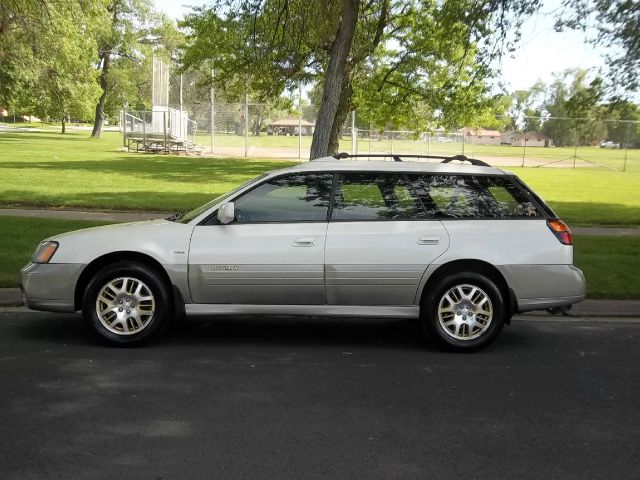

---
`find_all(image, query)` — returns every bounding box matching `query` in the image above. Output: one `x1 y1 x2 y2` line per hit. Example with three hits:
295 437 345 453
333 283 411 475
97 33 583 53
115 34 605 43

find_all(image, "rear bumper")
516 295 585 312
498 264 586 312
20 263 85 313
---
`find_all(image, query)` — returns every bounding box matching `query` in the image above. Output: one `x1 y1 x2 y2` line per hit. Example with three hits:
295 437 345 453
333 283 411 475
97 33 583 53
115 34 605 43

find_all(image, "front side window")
409 175 540 218
332 173 427 221
233 173 333 223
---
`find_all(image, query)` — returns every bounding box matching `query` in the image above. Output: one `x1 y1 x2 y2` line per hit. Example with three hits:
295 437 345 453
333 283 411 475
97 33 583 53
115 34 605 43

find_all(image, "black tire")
82 262 172 346
421 271 506 352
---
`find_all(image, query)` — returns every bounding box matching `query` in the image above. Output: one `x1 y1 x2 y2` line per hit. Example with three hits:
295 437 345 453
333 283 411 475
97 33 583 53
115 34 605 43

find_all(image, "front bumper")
20 263 86 313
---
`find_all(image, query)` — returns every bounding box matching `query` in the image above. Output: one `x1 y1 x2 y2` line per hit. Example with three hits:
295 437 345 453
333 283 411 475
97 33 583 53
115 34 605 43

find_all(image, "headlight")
32 241 59 264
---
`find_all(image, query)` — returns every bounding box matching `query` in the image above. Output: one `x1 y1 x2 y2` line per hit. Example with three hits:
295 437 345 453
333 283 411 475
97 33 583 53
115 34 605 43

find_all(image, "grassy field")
0 216 636 299
573 235 639 299
0 217 111 287
0 130 294 212
0 129 639 225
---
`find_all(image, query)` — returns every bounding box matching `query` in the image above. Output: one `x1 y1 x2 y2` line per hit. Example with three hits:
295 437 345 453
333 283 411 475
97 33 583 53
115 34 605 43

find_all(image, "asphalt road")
1 309 638 480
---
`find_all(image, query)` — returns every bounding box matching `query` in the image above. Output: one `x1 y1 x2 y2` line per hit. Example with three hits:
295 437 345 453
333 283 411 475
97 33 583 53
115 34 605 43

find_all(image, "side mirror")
217 202 235 224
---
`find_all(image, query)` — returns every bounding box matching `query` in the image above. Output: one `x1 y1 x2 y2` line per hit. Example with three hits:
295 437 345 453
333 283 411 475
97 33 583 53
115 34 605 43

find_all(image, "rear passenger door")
324 172 449 306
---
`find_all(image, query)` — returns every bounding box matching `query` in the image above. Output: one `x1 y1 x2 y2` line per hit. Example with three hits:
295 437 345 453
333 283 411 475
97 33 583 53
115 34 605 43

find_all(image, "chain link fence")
122 97 639 172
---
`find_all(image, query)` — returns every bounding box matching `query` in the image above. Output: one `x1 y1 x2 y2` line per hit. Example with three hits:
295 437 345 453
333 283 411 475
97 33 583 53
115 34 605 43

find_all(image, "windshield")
176 173 270 224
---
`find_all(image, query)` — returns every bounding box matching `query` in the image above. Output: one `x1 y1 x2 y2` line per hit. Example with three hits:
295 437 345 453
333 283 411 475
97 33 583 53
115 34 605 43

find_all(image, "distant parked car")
21 154 585 351
435 136 453 143
600 141 617 148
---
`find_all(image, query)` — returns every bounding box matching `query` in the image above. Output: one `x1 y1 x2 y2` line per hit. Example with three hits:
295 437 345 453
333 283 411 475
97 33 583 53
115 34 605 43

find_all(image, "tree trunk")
328 79 353 155
91 51 111 138
309 0 360 160
61 116 66 134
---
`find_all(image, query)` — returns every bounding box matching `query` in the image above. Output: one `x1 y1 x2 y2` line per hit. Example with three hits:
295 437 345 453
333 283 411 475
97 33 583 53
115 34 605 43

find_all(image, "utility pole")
244 88 249 158
214 68 216 154
298 83 303 159
351 110 357 155
179 73 184 140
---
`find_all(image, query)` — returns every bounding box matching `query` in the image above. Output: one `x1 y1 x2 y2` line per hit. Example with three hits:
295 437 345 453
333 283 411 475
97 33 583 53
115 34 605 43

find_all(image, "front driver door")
188 172 333 305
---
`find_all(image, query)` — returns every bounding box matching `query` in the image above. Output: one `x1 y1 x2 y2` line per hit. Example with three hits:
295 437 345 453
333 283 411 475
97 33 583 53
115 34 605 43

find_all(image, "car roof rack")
440 154 491 167
331 152 491 167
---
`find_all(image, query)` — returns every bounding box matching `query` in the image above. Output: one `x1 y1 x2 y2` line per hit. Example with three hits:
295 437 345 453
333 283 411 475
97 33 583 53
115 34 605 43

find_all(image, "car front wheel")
422 272 506 352
82 262 171 346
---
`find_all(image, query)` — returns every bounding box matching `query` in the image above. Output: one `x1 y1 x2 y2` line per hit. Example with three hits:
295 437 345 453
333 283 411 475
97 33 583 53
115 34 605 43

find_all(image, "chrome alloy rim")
95 277 155 335
437 284 493 341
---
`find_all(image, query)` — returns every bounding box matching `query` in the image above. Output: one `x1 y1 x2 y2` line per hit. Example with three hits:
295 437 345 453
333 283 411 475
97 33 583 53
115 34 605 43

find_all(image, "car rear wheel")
82 262 171 346
421 272 506 352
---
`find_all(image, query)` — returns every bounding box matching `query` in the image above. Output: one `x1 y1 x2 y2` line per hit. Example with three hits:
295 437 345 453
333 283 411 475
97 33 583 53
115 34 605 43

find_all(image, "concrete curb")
0 289 22 307
0 208 168 223
1 288 638 317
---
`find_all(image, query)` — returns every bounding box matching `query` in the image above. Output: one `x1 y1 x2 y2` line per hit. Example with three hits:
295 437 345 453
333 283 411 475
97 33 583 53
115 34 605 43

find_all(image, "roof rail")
440 155 491 167
332 152 404 162
331 152 491 167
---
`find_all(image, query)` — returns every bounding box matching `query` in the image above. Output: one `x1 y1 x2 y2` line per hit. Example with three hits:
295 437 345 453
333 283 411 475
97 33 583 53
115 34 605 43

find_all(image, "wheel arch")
74 251 178 311
419 259 517 321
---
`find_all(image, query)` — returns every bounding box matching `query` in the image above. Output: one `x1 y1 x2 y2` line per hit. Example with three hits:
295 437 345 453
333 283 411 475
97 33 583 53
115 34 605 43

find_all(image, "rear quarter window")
409 174 541 218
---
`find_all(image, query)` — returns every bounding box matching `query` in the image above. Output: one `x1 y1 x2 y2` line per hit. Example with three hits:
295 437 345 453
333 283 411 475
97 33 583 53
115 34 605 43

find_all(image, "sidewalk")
0 208 167 223
2 208 640 236
0 287 638 317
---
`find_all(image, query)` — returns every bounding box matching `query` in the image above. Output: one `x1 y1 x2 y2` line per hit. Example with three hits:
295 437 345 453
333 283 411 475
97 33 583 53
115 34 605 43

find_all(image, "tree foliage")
181 0 541 157
90 1 183 137
0 1 106 132
556 0 640 94
536 69 610 146
91 0 152 137
0 0 180 135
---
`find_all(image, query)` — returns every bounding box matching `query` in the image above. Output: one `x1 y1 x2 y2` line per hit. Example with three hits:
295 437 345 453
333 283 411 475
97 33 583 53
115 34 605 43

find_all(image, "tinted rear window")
409 175 541 218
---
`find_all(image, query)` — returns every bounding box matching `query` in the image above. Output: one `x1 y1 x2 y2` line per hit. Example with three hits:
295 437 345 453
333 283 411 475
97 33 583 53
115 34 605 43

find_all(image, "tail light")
547 219 572 245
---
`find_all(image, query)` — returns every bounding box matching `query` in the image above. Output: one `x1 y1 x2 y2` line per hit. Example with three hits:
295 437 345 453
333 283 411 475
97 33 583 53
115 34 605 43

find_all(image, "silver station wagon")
21 154 585 351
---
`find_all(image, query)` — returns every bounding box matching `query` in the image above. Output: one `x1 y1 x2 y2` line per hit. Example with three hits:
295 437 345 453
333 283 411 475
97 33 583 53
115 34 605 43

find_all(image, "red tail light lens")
547 219 572 245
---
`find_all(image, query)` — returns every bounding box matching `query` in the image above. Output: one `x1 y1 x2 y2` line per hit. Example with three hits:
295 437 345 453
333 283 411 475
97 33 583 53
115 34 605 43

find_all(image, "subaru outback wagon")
21 154 585 351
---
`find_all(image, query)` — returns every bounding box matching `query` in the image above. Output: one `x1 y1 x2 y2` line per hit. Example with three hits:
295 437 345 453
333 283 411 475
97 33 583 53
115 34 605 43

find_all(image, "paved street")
1 309 638 479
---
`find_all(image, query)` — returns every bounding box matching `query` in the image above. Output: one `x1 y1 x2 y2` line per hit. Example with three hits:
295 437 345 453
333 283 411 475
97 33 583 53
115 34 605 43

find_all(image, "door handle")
418 236 440 245
293 238 316 247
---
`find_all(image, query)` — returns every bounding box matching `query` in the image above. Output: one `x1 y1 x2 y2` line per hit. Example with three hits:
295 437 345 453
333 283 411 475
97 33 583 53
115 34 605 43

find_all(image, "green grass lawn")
509 168 640 226
573 235 640 299
0 216 636 299
0 130 295 212
0 129 639 226
0 217 112 287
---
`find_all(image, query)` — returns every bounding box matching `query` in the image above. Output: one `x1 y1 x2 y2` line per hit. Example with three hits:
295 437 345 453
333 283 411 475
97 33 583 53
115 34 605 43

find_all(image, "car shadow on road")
169 316 432 351
11 311 532 353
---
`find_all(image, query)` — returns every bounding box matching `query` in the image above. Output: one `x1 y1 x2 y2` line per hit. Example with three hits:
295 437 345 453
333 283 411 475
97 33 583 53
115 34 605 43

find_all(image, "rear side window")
332 173 427 221
409 175 540 218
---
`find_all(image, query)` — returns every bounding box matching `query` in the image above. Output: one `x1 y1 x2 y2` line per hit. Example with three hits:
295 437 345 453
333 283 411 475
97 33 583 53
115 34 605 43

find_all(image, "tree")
91 1 152 137
0 1 47 108
541 69 605 146
504 81 544 130
556 0 640 94
605 101 640 147
0 1 105 132
522 107 542 132
181 0 541 158
91 3 185 137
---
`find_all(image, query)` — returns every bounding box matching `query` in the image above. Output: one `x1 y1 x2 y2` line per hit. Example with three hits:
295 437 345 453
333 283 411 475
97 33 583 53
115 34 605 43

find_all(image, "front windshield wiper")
165 211 186 222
